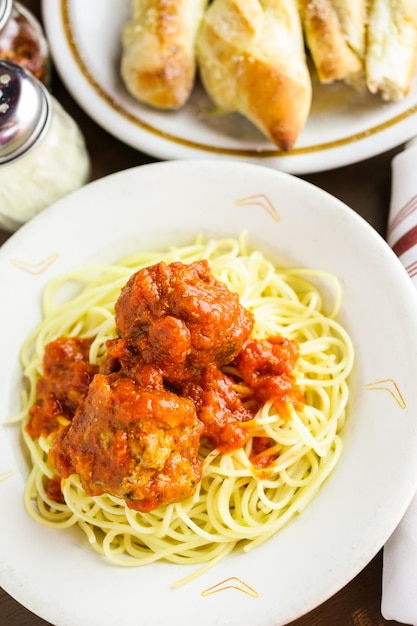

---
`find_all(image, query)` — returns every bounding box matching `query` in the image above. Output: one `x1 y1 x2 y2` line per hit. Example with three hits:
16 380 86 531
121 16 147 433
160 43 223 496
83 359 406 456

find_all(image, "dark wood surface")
0 2 408 624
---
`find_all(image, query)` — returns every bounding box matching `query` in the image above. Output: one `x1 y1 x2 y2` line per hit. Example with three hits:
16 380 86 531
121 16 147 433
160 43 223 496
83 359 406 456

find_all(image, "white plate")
41 0 417 174
2 160 417 626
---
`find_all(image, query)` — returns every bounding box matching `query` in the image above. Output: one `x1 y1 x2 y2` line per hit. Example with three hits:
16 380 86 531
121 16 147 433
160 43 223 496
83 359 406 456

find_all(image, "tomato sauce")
26 337 98 440
234 336 305 413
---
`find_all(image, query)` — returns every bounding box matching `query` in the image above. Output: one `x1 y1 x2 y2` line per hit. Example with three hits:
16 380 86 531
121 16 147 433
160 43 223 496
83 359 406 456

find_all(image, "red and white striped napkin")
382 137 417 625
387 137 417 286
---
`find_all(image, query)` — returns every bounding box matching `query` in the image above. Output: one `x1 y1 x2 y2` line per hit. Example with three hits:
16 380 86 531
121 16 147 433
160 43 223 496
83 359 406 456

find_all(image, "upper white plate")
2 160 417 626
41 0 417 174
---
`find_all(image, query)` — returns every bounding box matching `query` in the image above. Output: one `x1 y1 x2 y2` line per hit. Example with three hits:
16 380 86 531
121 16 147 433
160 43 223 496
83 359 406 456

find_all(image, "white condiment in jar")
0 60 90 232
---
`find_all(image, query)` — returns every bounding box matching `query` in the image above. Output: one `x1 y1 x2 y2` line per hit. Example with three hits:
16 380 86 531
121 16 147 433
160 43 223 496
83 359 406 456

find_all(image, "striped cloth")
387 137 417 284
382 137 417 625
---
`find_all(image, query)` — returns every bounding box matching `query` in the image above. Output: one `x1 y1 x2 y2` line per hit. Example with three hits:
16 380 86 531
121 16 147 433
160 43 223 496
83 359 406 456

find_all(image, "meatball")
113 259 254 382
50 373 203 512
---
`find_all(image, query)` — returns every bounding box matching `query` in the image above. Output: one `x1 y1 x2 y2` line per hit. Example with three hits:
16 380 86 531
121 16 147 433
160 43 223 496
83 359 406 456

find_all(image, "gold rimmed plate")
41 0 417 174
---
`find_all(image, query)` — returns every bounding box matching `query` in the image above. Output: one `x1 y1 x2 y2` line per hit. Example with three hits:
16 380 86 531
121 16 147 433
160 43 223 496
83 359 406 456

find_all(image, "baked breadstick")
196 0 312 151
366 0 417 101
298 0 367 85
121 0 208 109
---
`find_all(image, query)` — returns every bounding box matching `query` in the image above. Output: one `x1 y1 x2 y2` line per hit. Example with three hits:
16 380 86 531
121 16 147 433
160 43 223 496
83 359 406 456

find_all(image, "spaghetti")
13 235 354 584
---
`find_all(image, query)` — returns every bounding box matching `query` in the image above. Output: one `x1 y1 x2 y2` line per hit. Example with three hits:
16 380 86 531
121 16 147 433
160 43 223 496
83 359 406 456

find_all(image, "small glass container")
0 0 49 85
0 60 90 232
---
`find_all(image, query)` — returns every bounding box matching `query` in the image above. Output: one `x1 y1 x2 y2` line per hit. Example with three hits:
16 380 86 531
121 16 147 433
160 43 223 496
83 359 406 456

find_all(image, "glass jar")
0 60 90 232
0 0 49 85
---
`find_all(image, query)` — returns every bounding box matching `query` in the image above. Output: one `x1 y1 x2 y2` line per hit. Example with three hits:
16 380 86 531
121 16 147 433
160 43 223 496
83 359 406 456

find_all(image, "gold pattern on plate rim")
60 0 417 158
0 471 14 484
235 195 280 221
10 252 59 275
366 379 406 409
202 577 259 598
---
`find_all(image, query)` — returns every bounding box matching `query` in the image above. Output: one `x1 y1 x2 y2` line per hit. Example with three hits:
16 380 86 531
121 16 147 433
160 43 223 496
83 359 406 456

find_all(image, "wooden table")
0 2 409 624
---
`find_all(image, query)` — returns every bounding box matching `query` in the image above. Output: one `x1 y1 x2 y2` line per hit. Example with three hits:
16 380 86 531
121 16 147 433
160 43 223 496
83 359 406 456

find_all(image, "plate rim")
41 0 417 174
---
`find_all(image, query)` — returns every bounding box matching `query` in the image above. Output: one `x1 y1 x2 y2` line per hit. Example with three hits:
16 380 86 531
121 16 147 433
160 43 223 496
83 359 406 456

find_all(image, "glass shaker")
0 60 90 232
0 0 49 85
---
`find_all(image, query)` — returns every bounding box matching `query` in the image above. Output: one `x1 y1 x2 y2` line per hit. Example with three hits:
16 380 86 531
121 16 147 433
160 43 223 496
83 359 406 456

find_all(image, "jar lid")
0 60 51 164
0 0 13 31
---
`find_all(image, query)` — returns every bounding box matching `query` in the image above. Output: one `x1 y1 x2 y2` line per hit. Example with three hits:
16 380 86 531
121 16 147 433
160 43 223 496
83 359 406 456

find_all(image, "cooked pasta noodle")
14 235 354 585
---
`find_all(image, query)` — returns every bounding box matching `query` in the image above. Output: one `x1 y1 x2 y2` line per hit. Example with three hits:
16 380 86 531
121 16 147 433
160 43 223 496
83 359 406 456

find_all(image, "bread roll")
196 0 312 152
121 0 208 109
298 0 367 85
366 0 417 101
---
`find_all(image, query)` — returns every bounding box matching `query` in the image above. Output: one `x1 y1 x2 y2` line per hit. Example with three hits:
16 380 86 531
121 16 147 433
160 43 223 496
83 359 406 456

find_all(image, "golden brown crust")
299 0 365 85
366 0 417 101
237 56 311 152
196 0 312 151
121 0 208 109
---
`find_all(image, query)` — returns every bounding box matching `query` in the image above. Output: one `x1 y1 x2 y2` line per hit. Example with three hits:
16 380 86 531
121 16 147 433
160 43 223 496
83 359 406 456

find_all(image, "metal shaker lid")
0 59 51 165
0 0 13 31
